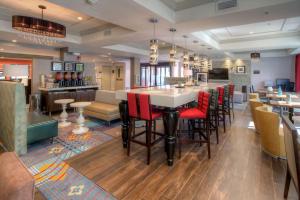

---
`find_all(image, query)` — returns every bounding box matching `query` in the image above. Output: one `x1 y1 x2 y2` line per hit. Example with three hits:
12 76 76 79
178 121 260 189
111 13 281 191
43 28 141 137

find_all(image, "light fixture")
182 35 189 69
149 18 158 65
249 31 254 34
169 28 177 64
0 48 4 51
77 16 83 21
12 39 17 43
251 52 260 62
193 54 200 68
12 5 66 46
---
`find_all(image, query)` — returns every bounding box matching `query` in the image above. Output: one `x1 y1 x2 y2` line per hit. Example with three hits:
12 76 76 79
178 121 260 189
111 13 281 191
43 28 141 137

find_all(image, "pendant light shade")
182 35 189 68
149 18 159 65
251 52 260 63
169 28 177 63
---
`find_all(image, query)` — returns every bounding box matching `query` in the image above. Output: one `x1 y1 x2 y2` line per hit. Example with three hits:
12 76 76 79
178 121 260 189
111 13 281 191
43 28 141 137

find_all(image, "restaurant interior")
0 0 300 199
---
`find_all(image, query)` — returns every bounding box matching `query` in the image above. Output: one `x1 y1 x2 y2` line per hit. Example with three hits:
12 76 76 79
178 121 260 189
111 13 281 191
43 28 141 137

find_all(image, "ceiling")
0 0 299 61
208 17 300 42
160 0 214 11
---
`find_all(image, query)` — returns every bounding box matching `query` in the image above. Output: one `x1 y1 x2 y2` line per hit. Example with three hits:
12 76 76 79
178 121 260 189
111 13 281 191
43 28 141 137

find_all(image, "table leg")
72 107 89 134
289 107 294 122
119 100 129 148
163 108 179 166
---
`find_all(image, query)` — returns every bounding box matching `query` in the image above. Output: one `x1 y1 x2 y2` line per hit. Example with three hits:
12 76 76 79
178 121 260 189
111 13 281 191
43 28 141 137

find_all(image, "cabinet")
40 88 96 114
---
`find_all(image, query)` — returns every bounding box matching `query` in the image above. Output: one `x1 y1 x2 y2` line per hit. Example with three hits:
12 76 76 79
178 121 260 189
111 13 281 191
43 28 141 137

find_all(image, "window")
140 63 172 87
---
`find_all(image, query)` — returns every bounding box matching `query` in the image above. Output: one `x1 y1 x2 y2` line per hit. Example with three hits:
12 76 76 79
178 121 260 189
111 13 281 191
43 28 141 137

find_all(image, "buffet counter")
39 85 99 115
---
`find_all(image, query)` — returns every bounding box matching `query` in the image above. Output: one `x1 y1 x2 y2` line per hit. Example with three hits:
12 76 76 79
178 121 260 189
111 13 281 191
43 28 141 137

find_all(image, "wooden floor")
66 109 297 200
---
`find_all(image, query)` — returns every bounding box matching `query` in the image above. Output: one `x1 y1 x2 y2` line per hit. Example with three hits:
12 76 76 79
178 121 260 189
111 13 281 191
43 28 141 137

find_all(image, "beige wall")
32 58 96 93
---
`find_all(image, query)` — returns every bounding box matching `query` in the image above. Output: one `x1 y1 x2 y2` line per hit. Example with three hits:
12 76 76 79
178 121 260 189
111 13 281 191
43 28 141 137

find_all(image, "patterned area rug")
21 113 119 200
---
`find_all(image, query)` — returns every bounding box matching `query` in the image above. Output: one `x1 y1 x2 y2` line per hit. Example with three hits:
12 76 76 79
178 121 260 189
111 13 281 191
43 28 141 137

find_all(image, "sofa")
0 81 58 155
84 90 120 125
0 152 35 200
255 105 286 158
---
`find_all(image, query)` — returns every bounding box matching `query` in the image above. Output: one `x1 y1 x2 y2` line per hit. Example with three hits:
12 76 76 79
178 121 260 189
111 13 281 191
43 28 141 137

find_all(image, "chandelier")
149 18 158 65
169 28 177 64
182 35 189 69
12 5 66 46
193 54 200 68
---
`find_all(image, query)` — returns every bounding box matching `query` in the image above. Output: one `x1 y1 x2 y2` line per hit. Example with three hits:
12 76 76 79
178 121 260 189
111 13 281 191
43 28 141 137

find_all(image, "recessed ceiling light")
108 52 111 55
12 39 17 43
77 16 83 21
249 31 254 34
0 48 4 51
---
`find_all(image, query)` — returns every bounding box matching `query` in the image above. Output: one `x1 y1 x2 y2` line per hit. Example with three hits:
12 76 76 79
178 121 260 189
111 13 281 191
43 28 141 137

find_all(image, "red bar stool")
177 91 211 159
229 84 235 119
127 93 164 164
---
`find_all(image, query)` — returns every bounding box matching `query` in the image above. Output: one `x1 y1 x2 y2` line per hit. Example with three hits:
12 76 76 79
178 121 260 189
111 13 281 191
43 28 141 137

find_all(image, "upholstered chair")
249 99 264 133
255 106 286 158
249 93 259 100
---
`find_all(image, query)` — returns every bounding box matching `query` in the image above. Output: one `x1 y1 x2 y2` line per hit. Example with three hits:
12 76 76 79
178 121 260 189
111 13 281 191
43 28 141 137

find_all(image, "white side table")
70 102 91 134
54 99 74 128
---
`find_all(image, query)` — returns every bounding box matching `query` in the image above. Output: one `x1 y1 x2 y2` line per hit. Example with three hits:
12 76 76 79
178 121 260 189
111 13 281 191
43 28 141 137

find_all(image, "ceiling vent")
216 0 237 11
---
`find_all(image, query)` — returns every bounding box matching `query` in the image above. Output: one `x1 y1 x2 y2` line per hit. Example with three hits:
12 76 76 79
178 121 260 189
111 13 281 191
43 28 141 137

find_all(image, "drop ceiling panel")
160 0 214 11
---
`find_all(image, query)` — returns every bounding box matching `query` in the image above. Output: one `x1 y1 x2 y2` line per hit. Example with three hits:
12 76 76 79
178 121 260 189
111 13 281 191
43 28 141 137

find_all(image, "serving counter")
39 85 99 115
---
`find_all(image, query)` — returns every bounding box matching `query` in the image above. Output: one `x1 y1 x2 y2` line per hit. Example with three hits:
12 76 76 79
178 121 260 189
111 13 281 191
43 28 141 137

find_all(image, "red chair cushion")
179 108 206 119
152 111 162 120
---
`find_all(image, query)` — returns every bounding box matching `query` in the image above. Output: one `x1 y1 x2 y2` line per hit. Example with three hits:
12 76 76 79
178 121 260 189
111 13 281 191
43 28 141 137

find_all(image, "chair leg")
284 169 291 198
231 100 235 119
146 120 152 165
127 118 133 156
215 110 219 144
222 107 226 132
206 119 211 159
153 120 156 140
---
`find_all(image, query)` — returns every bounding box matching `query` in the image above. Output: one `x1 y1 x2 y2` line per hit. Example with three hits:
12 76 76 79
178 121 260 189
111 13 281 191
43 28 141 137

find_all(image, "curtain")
296 54 300 92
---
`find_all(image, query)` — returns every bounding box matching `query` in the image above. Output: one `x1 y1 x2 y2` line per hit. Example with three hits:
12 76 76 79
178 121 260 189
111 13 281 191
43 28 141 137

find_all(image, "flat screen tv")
208 68 229 80
51 61 63 71
75 63 84 72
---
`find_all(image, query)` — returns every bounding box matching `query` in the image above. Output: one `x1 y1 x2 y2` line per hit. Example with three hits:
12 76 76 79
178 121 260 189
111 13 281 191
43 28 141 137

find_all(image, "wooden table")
269 100 300 120
115 83 223 166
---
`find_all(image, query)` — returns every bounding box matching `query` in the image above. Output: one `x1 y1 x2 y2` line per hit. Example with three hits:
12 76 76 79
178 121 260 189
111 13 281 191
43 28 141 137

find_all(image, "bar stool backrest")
127 93 138 118
224 85 230 101
217 87 225 104
208 89 219 109
139 94 152 120
229 84 235 98
198 91 205 109
200 92 210 115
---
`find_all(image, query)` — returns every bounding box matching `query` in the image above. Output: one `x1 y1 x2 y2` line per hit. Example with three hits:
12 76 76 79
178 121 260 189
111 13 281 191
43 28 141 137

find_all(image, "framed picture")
51 61 63 71
197 72 208 84
64 62 74 71
236 66 245 74
253 70 260 74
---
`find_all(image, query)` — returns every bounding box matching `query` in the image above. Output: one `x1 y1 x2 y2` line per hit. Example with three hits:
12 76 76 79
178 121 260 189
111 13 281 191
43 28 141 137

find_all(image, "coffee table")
70 102 91 134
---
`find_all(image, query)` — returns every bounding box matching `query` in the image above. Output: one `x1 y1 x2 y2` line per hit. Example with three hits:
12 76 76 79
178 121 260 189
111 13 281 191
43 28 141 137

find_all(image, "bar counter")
115 83 224 166
39 85 99 114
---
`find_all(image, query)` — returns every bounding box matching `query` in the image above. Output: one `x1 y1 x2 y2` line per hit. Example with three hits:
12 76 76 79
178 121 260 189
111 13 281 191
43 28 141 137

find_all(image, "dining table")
115 83 224 166
269 100 300 121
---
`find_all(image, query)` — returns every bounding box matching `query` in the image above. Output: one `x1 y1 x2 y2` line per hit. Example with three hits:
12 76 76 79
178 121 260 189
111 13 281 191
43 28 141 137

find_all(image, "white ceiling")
0 0 299 60
160 0 214 11
209 17 300 41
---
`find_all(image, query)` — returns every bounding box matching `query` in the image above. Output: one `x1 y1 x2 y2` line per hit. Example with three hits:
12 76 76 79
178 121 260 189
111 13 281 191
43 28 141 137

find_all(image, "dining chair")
255 105 285 158
138 94 164 164
249 99 264 133
177 91 211 159
282 115 300 199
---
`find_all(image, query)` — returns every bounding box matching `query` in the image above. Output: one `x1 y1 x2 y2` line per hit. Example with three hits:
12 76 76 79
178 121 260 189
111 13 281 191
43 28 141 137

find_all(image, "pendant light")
251 52 260 63
149 18 158 65
169 28 177 64
182 35 189 69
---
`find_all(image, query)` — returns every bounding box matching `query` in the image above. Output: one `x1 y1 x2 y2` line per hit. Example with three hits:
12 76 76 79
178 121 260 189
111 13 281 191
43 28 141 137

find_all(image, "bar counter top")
39 85 99 92
116 83 223 108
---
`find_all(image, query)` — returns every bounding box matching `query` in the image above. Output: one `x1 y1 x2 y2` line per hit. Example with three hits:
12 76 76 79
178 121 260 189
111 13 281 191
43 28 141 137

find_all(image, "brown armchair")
282 115 300 199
